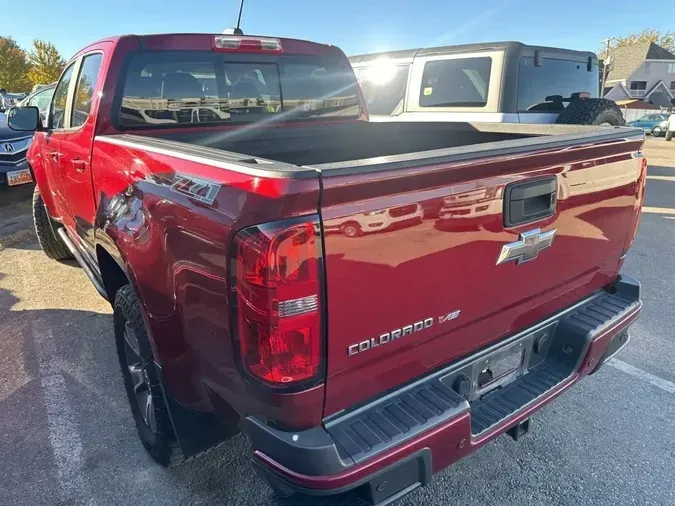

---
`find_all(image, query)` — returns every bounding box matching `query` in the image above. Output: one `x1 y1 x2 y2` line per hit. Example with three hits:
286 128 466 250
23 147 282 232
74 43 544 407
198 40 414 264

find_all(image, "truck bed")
146 121 619 170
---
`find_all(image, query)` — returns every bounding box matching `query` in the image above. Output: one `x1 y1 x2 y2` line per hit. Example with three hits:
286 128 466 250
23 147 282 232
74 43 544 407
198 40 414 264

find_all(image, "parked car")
350 42 625 126
19 83 56 124
627 113 669 136
0 90 27 113
9 32 644 505
0 112 34 188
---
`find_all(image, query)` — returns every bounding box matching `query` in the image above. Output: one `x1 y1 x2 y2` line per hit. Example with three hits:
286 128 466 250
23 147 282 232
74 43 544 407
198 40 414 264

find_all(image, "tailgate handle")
504 177 556 227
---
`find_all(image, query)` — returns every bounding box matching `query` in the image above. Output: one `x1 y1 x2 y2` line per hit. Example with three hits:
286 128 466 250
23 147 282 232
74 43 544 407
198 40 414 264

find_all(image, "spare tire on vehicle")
556 98 625 127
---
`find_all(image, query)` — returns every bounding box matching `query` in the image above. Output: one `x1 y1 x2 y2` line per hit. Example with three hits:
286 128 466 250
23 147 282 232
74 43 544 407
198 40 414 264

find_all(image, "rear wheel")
666 130 673 142
32 186 73 260
652 126 664 137
114 284 185 467
556 98 625 126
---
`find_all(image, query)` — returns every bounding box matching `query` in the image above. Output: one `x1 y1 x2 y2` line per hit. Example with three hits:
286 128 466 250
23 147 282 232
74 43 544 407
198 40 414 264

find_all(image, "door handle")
72 159 87 173
504 177 557 227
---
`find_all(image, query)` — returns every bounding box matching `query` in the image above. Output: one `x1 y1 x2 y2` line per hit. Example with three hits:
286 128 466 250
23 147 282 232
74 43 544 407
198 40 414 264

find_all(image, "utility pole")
600 37 614 97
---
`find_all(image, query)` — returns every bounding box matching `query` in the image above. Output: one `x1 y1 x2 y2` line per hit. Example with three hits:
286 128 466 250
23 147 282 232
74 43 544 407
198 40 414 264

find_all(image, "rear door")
319 137 644 415
57 50 106 253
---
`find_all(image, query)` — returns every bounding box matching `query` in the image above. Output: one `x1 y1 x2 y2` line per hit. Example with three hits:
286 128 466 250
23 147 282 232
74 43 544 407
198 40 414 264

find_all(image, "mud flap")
155 361 233 459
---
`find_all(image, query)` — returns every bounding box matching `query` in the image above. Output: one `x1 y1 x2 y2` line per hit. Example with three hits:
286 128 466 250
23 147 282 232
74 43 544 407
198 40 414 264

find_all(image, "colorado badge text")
348 318 433 356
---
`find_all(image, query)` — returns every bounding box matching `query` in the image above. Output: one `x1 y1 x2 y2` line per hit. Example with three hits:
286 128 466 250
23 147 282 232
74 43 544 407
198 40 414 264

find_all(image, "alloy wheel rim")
124 322 157 433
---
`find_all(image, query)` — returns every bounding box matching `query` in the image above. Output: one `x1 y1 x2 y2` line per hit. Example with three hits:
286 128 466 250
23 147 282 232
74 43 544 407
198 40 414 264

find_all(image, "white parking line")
35 332 96 506
607 359 675 394
646 175 675 182
641 206 675 215
18 256 96 505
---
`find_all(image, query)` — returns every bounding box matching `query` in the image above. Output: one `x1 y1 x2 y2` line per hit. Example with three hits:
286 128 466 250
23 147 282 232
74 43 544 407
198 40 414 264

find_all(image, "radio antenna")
235 0 245 33
223 0 245 35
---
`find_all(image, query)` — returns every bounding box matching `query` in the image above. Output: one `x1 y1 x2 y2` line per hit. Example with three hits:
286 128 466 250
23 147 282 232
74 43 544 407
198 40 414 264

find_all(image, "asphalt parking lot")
2 137 675 506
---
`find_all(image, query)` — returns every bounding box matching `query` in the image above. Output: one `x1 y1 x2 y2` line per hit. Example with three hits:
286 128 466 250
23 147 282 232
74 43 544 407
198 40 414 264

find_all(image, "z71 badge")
170 175 220 205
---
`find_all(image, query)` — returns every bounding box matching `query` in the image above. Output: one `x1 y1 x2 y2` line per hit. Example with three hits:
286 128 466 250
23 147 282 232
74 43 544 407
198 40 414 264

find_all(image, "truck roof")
69 33 340 62
349 41 597 64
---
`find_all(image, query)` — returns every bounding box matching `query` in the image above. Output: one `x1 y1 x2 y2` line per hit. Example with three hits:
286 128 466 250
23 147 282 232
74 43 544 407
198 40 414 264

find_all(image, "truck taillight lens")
231 217 323 387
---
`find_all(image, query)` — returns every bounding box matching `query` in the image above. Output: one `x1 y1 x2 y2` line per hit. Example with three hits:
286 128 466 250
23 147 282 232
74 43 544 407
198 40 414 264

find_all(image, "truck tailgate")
318 134 645 416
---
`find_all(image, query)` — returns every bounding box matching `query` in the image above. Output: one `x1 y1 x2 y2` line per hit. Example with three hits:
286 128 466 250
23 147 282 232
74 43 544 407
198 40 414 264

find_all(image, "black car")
0 113 34 188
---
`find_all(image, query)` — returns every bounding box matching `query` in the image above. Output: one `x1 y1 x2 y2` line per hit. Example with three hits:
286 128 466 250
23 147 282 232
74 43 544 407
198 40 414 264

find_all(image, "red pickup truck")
8 33 645 504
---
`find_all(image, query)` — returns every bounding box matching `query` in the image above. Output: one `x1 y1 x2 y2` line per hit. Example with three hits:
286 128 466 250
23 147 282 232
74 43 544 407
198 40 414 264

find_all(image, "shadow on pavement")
0 279 368 506
0 186 35 251
0 185 33 207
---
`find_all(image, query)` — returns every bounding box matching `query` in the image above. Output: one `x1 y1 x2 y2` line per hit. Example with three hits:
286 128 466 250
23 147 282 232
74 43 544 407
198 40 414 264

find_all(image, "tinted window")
518 57 599 113
357 64 410 115
51 64 75 129
72 53 103 128
419 58 491 108
118 52 360 127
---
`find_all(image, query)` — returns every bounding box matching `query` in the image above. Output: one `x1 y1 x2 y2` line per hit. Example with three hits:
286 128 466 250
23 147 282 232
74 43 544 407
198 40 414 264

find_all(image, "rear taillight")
213 36 283 53
231 217 323 387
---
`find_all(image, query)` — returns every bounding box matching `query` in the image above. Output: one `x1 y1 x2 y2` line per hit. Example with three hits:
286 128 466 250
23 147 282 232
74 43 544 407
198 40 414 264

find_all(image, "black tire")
652 126 664 137
32 186 73 260
556 98 625 126
114 284 185 467
666 130 673 142
341 221 363 238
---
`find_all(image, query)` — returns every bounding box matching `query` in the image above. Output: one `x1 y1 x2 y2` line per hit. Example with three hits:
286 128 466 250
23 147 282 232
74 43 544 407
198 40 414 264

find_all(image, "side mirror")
7 106 41 131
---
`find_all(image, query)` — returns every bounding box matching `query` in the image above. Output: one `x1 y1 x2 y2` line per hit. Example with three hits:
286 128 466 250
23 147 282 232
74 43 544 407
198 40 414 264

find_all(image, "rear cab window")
117 51 360 128
517 57 599 113
419 57 492 108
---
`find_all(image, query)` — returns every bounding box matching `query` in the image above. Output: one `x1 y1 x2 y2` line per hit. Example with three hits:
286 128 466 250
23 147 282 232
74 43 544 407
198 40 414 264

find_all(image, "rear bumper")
244 275 641 504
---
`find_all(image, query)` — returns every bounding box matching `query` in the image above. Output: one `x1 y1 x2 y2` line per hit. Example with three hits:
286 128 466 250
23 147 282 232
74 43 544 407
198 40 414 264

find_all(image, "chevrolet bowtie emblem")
496 228 556 265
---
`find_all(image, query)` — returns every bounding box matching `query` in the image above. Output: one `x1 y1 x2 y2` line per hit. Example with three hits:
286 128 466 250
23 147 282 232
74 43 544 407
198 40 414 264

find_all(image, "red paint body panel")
321 138 644 415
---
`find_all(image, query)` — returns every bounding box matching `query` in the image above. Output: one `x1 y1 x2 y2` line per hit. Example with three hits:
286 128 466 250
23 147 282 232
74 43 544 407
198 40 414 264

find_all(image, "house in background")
601 41 675 107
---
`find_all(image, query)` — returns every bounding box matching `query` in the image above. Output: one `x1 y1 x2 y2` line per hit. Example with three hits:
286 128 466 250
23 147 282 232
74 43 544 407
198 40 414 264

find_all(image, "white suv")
350 41 624 126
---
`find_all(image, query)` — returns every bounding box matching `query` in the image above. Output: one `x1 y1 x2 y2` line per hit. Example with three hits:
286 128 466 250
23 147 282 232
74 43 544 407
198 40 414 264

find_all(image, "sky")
5 0 675 60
